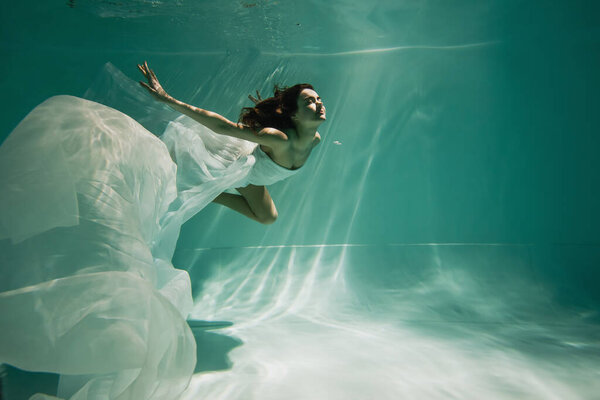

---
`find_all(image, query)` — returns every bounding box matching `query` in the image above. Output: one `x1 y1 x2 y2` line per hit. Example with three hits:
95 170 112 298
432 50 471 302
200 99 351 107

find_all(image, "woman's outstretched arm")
138 62 286 147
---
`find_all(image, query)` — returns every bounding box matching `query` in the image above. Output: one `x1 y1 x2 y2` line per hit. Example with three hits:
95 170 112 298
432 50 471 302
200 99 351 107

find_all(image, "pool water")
1 1 599 399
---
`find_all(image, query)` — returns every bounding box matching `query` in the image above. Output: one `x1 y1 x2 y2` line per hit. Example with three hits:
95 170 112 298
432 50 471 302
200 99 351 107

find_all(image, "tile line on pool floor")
181 242 600 252
183 242 535 252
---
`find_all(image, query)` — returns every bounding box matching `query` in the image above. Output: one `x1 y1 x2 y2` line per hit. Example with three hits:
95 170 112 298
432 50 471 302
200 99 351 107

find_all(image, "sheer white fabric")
0 95 299 399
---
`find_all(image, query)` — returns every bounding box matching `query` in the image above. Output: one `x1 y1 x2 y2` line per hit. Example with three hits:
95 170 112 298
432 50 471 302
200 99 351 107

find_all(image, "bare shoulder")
258 127 289 141
256 127 290 152
222 124 288 147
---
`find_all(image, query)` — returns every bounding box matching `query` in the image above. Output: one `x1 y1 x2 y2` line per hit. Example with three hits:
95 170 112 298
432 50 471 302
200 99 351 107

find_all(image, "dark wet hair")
239 83 314 132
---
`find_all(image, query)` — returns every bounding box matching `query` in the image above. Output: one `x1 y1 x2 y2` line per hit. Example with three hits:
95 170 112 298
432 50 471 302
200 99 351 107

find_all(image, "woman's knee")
257 208 278 225
238 185 278 224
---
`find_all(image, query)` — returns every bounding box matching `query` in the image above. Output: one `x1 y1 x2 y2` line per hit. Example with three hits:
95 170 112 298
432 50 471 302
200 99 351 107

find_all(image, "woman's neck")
291 123 319 149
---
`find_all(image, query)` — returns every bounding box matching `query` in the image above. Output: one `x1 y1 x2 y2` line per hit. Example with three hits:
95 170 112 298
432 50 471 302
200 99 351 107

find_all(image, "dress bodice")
246 144 300 187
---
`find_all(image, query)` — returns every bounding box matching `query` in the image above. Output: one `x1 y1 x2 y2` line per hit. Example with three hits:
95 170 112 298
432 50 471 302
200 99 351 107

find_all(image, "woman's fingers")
143 61 154 79
138 61 167 101
137 62 154 77
139 81 160 98
147 65 158 81
137 61 160 85
138 65 151 85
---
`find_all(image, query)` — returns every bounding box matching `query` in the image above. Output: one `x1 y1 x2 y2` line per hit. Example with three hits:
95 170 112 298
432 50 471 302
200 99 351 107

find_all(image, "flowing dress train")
0 95 299 400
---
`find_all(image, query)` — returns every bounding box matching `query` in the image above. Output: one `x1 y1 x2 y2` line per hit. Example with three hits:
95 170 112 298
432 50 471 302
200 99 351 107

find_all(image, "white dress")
0 95 300 400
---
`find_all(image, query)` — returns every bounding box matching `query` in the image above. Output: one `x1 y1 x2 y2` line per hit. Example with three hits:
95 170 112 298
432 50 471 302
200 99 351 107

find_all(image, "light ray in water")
264 41 502 57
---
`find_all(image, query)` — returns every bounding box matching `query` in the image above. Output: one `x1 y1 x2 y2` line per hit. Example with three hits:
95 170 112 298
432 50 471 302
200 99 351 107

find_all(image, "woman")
138 61 326 225
0 62 326 400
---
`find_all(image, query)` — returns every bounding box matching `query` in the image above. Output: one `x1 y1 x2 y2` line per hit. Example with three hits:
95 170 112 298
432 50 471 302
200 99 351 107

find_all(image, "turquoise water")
1 0 600 399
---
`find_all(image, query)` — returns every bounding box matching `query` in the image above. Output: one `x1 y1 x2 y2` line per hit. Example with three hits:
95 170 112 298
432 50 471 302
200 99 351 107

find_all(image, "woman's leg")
212 184 278 224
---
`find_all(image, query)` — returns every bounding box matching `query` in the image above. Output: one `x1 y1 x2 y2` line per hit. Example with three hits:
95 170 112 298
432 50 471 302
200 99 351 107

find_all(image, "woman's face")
294 88 326 125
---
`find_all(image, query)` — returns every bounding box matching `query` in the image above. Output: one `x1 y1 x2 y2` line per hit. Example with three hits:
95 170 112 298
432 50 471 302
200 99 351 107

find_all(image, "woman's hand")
138 61 170 102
